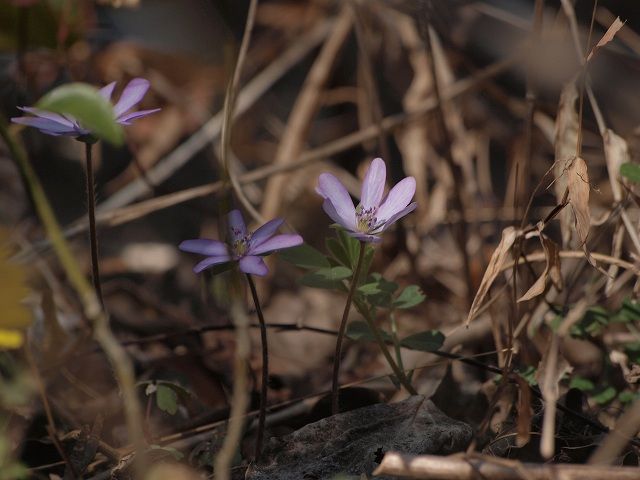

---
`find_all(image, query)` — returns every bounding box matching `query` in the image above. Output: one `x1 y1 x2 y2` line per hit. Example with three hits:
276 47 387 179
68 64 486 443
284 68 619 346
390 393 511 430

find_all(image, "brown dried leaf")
466 227 517 326
603 128 629 202
567 156 591 245
587 17 625 62
554 81 579 246
518 235 562 302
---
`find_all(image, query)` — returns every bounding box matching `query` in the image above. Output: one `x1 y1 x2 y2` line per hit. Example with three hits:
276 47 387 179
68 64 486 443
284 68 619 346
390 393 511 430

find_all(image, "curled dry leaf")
586 17 625 62
554 81 579 247
465 226 517 326
567 156 591 245
518 234 562 302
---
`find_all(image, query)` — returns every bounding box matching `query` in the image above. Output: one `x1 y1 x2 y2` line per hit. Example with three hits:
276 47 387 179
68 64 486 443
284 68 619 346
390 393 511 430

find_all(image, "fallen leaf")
466 226 517 326
513 375 533 447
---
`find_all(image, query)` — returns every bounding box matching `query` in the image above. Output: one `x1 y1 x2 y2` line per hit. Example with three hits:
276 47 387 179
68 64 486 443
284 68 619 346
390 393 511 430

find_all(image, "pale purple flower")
316 157 417 242
11 78 160 137
179 210 303 276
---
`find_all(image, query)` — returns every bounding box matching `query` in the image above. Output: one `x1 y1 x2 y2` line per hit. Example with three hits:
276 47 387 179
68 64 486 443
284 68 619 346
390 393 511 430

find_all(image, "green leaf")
569 376 595 392
345 320 391 342
393 285 426 309
400 330 444 352
358 274 398 308
156 384 178 415
278 244 330 270
300 266 351 289
621 163 640 183
148 444 184 460
592 386 617 405
36 83 123 145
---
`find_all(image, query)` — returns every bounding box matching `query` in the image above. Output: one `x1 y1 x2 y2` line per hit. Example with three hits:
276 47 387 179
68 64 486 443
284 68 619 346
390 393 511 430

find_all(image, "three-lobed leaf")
621 163 640 184
300 266 351 290
279 244 330 270
400 330 444 352
36 83 123 145
393 285 426 309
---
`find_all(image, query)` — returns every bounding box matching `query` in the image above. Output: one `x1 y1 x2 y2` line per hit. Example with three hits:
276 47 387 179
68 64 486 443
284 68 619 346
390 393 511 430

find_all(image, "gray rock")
246 395 472 480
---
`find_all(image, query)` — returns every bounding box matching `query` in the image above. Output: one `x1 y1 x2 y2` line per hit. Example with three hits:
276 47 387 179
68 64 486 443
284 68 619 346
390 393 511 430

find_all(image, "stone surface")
247 395 473 480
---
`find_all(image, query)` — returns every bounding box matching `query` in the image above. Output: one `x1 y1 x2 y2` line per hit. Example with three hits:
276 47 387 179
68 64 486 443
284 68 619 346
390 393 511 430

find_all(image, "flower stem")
84 142 103 307
363 311 417 395
332 240 367 415
390 311 405 374
246 273 268 461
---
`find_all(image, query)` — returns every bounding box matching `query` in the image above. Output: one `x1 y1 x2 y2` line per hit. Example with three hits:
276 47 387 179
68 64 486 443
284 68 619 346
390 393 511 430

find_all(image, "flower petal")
250 234 303 255
18 107 76 127
239 255 269 276
228 209 247 242
117 108 161 125
11 116 80 136
99 81 116 101
361 157 386 209
376 177 416 222
380 202 417 231
250 218 284 249
316 173 356 229
179 239 228 256
193 255 231 273
113 78 151 117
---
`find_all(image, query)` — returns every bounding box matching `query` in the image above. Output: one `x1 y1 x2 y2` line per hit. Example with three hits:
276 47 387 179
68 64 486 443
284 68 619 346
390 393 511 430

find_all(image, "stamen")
356 205 382 233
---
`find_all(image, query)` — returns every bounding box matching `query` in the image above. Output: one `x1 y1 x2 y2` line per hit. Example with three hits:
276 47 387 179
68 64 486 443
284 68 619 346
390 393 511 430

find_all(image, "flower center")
230 228 252 257
356 205 380 233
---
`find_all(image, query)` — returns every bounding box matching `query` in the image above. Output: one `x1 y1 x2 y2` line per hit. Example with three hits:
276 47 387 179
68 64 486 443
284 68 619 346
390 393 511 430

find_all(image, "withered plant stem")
84 142 103 307
332 240 367 415
246 274 268 461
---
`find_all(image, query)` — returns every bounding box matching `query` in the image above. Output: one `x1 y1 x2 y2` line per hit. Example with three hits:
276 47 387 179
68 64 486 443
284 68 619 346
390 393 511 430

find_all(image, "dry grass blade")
553 81 579 247
535 335 572 459
586 16 625 62
465 226 517 326
513 374 533 447
589 398 640 465
567 156 591 246
259 7 352 221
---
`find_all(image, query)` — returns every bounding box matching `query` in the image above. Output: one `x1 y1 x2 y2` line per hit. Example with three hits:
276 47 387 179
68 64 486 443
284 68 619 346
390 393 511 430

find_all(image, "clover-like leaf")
36 83 123 145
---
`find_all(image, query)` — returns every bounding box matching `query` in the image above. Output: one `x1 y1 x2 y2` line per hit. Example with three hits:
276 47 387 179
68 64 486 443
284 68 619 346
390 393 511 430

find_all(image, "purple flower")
316 158 417 242
11 78 160 138
179 210 303 277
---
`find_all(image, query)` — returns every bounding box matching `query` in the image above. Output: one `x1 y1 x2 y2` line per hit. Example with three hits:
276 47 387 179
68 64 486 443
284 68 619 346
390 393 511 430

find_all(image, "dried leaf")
567 156 591 245
587 17 625 62
518 235 562 302
553 81 579 246
603 128 630 202
466 227 517 326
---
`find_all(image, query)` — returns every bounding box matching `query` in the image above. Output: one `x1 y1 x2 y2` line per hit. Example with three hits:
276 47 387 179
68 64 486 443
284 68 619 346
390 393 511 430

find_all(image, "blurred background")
2 0 640 477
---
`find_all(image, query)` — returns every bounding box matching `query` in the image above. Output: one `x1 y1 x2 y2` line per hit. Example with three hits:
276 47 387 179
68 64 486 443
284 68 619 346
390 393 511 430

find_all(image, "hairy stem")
246 274 268 461
332 240 367 415
84 142 103 307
